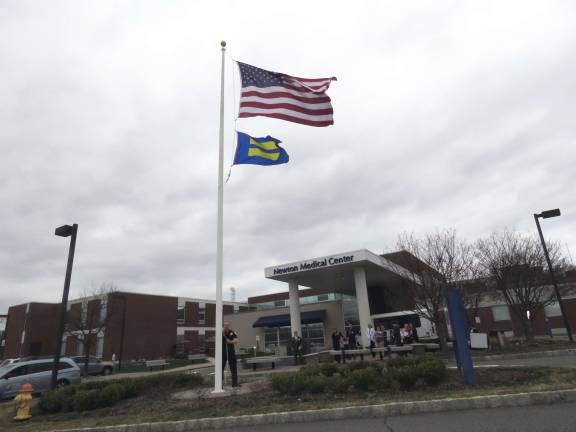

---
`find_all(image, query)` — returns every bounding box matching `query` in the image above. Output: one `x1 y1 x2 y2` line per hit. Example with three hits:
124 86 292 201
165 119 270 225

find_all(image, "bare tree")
476 230 565 341
65 282 117 376
396 229 476 351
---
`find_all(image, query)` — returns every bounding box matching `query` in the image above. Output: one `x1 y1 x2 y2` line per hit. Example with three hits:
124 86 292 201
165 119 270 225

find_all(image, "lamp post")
534 209 573 342
51 224 78 389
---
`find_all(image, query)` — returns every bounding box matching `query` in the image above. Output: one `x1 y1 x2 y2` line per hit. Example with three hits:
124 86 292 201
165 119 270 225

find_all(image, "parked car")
0 357 81 399
71 356 114 376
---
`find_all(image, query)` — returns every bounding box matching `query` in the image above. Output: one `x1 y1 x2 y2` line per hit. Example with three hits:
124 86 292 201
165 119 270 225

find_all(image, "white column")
354 267 372 348
288 280 301 337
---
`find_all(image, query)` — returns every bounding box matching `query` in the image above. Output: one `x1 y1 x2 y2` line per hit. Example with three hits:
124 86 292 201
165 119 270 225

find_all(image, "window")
81 304 87 325
198 331 206 353
317 294 329 302
29 362 52 374
60 337 67 356
545 302 562 317
77 340 84 356
6 366 28 378
58 361 73 370
492 305 511 321
302 323 325 352
176 306 185 323
100 302 107 323
198 304 206 325
274 300 287 308
96 336 104 358
263 324 326 354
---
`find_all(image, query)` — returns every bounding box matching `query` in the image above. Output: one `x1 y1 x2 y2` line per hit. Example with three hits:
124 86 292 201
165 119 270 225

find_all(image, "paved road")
475 354 576 368
199 401 576 432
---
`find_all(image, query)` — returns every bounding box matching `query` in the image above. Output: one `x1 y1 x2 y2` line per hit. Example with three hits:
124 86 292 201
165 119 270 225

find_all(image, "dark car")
71 356 114 376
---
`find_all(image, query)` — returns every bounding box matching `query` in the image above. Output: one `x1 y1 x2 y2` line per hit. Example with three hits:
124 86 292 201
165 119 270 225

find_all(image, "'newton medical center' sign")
270 254 356 276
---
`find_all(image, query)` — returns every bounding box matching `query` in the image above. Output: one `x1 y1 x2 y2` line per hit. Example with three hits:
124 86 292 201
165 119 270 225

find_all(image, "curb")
50 388 576 432
473 348 576 362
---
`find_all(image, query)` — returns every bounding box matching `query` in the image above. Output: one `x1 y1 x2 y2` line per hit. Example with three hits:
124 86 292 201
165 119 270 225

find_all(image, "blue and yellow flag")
233 132 289 166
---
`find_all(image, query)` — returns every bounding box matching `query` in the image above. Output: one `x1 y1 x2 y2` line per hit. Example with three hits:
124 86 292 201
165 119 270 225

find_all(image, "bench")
245 356 281 371
424 343 440 352
145 359 169 370
328 347 388 362
389 345 413 354
325 345 417 363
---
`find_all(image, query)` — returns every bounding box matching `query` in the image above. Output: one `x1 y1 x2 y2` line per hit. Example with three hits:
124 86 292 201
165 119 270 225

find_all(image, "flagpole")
213 40 226 393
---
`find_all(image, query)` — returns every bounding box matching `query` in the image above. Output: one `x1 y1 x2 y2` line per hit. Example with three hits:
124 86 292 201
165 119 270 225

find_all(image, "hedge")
271 357 447 395
39 372 204 413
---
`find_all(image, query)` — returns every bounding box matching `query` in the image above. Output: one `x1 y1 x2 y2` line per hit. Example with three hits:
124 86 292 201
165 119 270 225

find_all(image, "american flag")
237 62 336 127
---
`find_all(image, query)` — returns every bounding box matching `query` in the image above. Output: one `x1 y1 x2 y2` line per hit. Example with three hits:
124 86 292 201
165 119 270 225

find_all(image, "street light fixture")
533 209 573 342
51 224 79 389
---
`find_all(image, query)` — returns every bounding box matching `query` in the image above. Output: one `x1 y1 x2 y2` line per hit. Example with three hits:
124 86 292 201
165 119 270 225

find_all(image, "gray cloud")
1 1 575 312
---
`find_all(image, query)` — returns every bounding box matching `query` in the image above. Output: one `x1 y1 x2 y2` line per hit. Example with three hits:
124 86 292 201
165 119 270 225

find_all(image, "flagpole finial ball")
221 41 226 48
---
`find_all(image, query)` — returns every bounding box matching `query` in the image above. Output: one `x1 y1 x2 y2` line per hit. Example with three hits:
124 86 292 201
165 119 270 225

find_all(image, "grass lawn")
2 366 576 432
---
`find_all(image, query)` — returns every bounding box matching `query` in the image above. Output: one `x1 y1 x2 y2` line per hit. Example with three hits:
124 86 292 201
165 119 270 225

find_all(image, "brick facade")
3 303 59 359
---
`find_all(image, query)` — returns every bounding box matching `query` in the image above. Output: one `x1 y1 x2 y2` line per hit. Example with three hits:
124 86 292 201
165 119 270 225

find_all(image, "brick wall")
473 297 576 338
103 293 177 361
25 303 59 356
185 301 199 326
205 303 216 327
3 304 27 358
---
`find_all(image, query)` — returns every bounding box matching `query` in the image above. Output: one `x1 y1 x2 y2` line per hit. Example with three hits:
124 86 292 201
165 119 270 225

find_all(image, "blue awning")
252 310 325 328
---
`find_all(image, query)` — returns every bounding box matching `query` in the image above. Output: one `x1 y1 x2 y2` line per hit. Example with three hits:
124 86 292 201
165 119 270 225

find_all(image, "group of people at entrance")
331 323 417 362
221 321 419 387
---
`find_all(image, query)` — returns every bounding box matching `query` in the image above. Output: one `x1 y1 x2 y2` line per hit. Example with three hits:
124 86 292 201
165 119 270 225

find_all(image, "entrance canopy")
264 249 418 294
252 310 325 328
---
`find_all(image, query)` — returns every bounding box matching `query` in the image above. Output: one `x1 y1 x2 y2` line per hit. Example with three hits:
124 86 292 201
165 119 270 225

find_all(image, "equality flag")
233 132 289 166
237 62 336 127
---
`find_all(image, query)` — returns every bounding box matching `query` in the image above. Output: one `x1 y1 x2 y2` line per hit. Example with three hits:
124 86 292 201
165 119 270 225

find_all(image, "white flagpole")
213 40 226 393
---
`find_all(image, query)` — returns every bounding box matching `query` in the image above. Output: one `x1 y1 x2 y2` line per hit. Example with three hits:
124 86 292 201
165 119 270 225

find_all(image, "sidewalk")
86 358 214 381
87 348 576 382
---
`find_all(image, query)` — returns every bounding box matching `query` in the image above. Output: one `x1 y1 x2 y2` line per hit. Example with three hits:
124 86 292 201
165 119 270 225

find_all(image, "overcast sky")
1 1 575 313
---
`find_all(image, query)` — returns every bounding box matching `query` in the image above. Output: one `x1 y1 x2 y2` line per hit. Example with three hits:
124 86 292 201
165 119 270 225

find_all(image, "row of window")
491 302 563 322
176 303 243 324
253 293 338 310
263 323 325 354
72 301 107 325
177 305 206 325
61 336 104 358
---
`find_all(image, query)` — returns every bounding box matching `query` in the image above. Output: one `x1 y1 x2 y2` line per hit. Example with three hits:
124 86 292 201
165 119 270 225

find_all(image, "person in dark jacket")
290 331 304 365
222 322 240 387
392 323 402 346
346 329 357 360
331 328 344 363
